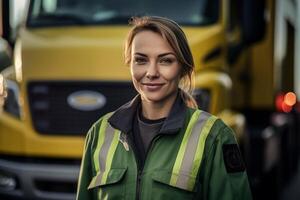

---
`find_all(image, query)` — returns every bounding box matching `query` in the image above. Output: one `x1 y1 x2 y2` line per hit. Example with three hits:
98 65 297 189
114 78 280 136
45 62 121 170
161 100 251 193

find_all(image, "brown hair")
124 16 198 108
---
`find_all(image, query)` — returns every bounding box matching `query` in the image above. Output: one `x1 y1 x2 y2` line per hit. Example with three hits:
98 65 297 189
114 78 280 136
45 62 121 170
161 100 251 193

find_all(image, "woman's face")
130 30 181 104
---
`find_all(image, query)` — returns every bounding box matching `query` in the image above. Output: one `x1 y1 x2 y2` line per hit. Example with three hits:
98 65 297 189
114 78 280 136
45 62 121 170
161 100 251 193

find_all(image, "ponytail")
179 70 198 109
180 89 198 109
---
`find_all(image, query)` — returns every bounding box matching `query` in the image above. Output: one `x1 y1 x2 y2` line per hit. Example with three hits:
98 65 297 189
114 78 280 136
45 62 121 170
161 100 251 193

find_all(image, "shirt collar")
108 91 188 135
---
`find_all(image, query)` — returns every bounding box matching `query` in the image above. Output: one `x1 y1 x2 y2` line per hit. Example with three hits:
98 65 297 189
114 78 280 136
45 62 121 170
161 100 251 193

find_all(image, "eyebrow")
134 52 176 58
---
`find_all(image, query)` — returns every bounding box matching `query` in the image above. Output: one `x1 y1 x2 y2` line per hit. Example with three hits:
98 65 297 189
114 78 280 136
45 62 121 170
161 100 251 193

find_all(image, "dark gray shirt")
137 112 165 153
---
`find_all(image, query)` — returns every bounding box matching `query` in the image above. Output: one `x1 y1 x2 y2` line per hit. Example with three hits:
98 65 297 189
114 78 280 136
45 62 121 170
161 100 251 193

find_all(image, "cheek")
161 66 181 83
132 78 140 92
131 66 144 83
131 69 144 93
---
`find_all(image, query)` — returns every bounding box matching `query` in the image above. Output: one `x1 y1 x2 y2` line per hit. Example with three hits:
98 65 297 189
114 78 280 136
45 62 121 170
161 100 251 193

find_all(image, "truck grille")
27 81 137 135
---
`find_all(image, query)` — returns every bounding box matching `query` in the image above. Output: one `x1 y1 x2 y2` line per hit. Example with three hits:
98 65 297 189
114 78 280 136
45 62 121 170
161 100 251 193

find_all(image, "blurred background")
0 0 299 199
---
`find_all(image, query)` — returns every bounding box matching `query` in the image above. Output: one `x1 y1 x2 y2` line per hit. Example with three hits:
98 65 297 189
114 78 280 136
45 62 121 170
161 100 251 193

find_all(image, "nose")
146 62 159 79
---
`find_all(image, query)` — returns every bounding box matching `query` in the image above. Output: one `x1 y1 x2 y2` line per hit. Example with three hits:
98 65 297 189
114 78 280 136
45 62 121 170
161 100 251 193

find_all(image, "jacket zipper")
125 133 142 200
126 132 161 200
137 136 161 200
136 170 142 200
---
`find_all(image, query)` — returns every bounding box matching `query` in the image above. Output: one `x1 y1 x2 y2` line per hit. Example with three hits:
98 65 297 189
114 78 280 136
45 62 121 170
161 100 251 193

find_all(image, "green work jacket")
76 96 252 200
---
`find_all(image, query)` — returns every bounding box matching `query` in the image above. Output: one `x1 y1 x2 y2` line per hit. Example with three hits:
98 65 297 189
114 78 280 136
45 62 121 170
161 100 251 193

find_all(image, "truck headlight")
0 171 18 191
3 79 21 118
193 89 211 112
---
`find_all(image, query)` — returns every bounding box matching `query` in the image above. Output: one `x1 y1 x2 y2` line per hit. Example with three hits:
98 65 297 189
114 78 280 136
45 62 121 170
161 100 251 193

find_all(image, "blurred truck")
0 0 299 199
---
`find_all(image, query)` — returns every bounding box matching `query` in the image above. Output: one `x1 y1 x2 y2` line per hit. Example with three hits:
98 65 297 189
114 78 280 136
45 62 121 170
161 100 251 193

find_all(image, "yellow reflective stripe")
187 115 217 191
175 111 210 190
93 115 110 173
170 110 201 186
101 128 121 184
92 112 119 186
98 191 109 200
170 110 218 191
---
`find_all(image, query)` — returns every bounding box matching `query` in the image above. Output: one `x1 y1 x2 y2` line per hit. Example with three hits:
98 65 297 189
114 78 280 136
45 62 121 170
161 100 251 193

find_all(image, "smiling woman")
76 16 252 200
130 30 182 119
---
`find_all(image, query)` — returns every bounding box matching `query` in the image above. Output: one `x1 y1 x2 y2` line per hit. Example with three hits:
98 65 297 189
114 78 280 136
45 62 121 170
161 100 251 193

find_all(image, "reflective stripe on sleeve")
170 110 217 191
90 113 121 186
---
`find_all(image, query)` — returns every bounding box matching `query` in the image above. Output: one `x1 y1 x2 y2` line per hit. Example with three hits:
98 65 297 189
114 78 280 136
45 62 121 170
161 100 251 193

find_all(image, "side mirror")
0 38 12 72
242 0 266 45
227 0 266 64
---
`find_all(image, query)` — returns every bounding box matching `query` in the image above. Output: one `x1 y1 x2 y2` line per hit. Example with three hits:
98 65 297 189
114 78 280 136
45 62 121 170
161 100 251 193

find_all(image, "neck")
141 92 177 120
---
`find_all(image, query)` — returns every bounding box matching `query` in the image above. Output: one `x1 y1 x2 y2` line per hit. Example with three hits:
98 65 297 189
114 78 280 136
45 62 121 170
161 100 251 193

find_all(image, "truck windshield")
27 0 219 27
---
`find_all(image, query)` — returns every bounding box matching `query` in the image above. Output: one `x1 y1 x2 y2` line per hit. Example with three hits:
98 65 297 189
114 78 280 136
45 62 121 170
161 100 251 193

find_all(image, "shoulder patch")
222 144 245 173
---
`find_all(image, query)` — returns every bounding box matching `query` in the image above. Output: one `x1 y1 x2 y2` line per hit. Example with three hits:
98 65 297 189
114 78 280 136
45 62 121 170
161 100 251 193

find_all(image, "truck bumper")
0 157 80 200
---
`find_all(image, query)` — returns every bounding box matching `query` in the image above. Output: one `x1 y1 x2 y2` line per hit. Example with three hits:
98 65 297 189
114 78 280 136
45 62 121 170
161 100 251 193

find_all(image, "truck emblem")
67 91 106 111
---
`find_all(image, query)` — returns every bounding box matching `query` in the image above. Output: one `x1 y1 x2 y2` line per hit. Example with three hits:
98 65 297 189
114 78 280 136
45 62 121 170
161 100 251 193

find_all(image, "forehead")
131 30 175 54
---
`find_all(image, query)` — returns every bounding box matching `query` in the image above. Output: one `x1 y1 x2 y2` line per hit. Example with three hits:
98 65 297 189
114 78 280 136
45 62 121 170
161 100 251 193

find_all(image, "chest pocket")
88 168 127 200
151 170 196 199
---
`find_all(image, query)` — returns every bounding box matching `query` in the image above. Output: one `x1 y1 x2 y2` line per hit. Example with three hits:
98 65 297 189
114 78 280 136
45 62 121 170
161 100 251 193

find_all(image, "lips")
142 83 165 91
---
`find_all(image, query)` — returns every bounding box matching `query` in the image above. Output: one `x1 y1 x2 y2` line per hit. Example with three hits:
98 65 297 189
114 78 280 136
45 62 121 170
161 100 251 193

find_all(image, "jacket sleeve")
76 126 95 200
202 125 252 200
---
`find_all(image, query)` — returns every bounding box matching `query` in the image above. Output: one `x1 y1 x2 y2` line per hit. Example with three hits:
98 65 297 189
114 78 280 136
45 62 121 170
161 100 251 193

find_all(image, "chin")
141 91 176 104
144 96 165 103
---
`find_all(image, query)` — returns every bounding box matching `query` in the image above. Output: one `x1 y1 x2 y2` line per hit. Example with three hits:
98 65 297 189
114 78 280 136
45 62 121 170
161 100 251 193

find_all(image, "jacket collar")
108 91 187 135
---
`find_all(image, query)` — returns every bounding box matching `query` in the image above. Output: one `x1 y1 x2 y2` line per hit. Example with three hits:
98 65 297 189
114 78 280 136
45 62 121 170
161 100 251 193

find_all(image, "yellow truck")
0 0 299 199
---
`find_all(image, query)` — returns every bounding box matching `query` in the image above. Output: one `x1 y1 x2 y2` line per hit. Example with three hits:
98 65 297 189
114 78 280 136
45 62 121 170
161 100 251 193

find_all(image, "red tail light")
276 92 297 113
284 92 297 106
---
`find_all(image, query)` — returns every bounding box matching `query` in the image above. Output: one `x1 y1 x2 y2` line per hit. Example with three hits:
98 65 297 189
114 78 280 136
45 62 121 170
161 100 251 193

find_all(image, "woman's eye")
159 58 174 64
134 57 147 65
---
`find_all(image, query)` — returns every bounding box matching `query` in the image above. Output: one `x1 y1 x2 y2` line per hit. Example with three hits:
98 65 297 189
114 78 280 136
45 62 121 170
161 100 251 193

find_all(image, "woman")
76 16 252 200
